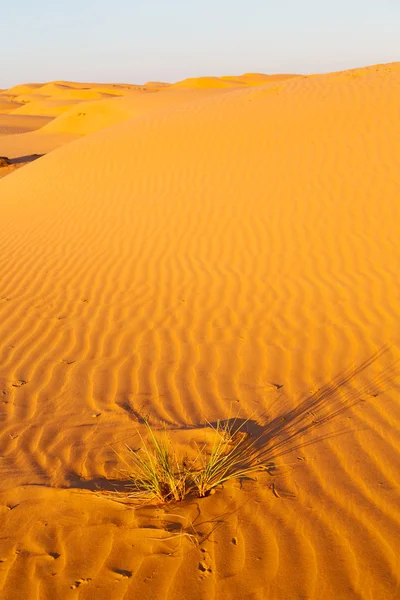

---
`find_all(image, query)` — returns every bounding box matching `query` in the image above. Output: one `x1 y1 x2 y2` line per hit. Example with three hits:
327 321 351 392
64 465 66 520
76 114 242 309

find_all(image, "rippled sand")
0 64 400 600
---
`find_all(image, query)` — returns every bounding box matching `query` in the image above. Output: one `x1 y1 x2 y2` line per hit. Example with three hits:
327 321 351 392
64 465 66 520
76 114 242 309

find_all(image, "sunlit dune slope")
47 80 146 93
0 130 80 159
0 79 173 154
221 72 299 85
143 80 171 89
171 73 299 88
0 86 233 156
13 93 50 104
41 87 239 135
0 81 144 121
171 75 246 88
40 94 145 135
0 83 43 97
11 98 84 117
0 63 400 600
33 82 118 101
0 73 286 136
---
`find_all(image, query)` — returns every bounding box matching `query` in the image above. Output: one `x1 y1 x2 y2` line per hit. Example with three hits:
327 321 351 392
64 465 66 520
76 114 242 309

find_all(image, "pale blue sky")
1 0 399 86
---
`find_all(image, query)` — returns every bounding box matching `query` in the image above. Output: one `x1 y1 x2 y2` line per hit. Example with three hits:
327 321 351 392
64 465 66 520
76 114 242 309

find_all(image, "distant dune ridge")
0 64 400 599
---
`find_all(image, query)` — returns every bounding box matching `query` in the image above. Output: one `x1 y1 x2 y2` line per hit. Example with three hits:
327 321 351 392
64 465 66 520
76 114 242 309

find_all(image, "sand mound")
222 73 299 85
0 130 80 159
1 83 43 97
40 95 140 135
0 63 400 600
87 84 140 95
11 98 83 117
171 73 299 89
0 154 43 181
35 82 119 101
41 88 237 135
48 81 140 92
0 100 23 114
0 114 52 135
143 81 171 89
13 93 50 104
171 75 245 88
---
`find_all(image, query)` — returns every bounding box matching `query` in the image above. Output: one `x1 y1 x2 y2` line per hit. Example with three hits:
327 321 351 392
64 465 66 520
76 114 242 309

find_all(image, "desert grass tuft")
115 417 264 504
105 350 394 506
116 420 190 504
191 419 261 497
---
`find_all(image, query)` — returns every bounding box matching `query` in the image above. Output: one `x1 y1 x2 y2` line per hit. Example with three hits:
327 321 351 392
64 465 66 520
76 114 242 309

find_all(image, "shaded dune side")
0 100 23 114
0 130 80 161
0 64 400 599
0 115 53 135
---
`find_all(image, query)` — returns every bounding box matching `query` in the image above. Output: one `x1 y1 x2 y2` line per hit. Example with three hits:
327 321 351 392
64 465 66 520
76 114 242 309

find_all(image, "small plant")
105 350 392 506
119 420 190 503
191 419 260 497
0 156 11 168
116 417 263 504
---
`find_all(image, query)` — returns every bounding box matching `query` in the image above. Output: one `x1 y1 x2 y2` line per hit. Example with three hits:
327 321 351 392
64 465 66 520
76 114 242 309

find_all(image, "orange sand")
0 64 400 600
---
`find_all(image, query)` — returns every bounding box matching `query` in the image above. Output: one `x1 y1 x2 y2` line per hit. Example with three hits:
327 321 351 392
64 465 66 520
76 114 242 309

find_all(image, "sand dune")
0 83 43 97
40 94 149 135
171 75 246 88
0 100 23 114
171 73 298 89
0 90 236 152
0 80 175 147
0 80 167 156
0 114 52 135
41 87 239 136
0 81 143 121
222 72 299 84
11 98 83 118
44 81 143 93
0 63 400 599
33 83 118 101
13 93 50 104
0 130 80 163
0 75 263 142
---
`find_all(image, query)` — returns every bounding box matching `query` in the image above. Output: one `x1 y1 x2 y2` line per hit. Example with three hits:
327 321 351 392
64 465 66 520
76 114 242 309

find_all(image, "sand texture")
0 63 400 599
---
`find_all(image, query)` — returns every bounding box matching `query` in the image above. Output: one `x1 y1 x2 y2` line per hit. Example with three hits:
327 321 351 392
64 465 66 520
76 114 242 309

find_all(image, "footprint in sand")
70 578 92 590
113 568 132 580
198 548 212 577
12 380 27 387
198 561 212 576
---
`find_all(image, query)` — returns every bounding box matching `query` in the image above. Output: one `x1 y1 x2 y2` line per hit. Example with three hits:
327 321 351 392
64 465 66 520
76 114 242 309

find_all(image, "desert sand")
0 65 400 599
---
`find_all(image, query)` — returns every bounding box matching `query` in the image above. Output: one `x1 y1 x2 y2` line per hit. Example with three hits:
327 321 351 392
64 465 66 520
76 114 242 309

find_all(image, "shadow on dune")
65 472 134 492
212 346 397 464
0 154 44 170
65 347 397 496
13 348 393 494
9 154 44 165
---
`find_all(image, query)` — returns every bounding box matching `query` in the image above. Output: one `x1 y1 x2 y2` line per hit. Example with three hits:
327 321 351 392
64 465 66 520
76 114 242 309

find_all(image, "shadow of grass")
9 154 44 165
256 345 397 462
70 347 398 499
201 346 397 462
